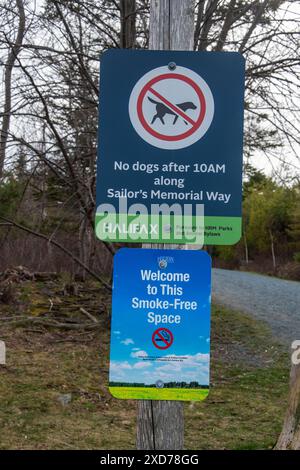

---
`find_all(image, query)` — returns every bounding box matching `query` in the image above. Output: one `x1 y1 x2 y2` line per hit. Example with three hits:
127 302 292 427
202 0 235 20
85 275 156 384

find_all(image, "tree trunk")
270 229 276 269
243 229 249 264
137 0 195 451
275 358 300 450
0 0 26 179
215 0 236 51
120 0 136 49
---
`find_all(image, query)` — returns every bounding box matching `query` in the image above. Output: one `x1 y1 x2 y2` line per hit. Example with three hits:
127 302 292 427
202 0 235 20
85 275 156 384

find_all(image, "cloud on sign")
131 350 148 358
121 338 134 346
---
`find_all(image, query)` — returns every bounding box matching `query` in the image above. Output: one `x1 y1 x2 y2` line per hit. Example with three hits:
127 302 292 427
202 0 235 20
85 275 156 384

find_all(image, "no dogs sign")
129 66 214 150
96 50 245 245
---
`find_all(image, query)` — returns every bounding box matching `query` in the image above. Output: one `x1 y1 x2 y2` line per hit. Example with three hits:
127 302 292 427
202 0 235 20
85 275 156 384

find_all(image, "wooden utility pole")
137 0 195 451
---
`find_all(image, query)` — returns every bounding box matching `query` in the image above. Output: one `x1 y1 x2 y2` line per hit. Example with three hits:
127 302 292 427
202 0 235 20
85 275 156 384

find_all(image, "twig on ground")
79 307 99 324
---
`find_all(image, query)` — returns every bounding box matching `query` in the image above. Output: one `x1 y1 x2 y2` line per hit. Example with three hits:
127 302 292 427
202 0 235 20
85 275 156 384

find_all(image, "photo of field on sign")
109 249 211 401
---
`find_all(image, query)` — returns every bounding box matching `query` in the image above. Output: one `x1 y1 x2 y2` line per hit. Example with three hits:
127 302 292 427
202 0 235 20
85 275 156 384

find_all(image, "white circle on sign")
129 65 214 150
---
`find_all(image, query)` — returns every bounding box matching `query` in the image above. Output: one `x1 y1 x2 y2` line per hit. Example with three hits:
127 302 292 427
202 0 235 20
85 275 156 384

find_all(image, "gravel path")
212 268 300 346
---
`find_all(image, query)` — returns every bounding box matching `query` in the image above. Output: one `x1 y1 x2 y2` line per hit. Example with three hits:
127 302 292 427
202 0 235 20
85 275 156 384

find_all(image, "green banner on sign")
95 213 241 245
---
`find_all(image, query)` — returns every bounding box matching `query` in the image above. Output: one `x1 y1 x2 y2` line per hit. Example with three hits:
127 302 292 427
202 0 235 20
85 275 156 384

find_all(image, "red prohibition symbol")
137 73 206 142
129 65 214 150
152 327 174 350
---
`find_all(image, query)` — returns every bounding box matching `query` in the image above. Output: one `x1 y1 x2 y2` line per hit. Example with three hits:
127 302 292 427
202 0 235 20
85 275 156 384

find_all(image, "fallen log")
1 316 100 330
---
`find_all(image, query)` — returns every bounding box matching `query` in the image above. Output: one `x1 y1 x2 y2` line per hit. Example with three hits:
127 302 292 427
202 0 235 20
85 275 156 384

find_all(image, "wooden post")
275 354 300 450
136 0 195 451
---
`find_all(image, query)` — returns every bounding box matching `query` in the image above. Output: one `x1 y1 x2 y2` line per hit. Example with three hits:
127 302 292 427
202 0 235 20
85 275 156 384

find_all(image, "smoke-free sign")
109 248 211 401
96 50 245 245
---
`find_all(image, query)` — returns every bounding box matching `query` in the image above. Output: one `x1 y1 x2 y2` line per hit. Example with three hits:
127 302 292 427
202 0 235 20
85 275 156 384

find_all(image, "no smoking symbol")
152 327 174 350
129 65 214 150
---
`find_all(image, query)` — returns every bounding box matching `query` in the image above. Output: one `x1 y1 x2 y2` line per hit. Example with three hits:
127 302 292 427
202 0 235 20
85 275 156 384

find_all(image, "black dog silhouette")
148 96 197 125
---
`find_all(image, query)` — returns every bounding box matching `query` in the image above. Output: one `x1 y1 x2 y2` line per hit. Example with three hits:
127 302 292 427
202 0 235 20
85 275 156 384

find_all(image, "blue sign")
95 50 245 245
109 248 211 401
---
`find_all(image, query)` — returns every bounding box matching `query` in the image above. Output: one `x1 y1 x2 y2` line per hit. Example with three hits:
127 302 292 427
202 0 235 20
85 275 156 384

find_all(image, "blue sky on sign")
109 248 211 386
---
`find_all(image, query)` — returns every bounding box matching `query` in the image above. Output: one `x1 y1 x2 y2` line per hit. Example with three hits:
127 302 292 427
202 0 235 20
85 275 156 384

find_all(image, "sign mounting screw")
168 62 176 71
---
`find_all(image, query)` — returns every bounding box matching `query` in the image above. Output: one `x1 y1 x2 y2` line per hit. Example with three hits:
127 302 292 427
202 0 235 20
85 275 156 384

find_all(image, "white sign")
129 65 214 150
0 340 6 365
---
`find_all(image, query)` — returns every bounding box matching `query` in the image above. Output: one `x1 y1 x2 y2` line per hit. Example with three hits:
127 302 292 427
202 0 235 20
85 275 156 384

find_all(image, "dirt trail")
212 268 300 347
